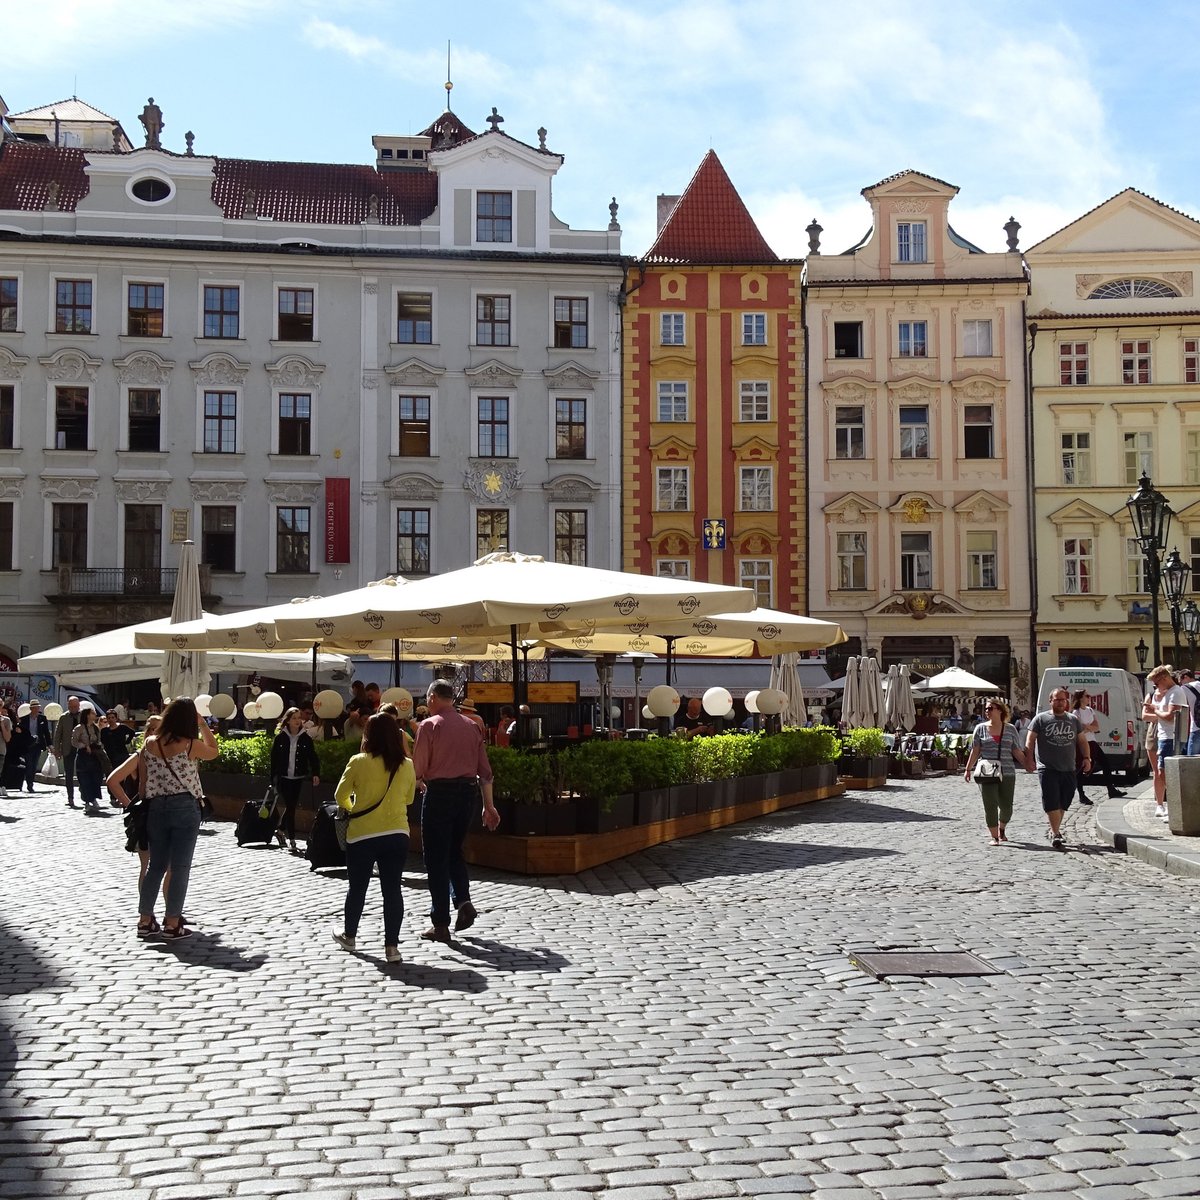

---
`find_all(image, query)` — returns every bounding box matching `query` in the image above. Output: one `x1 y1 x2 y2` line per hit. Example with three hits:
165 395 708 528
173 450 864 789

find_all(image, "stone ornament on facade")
362 282 378 295
1162 271 1193 296
189 353 249 386
955 378 999 401
114 478 169 502
383 472 441 501
114 351 174 386
893 200 930 214
39 349 102 383
464 461 525 503
0 476 24 500
891 381 935 404
466 360 523 388
877 592 960 619
900 496 931 523
827 381 869 404
266 356 324 390
360 372 380 390
0 348 30 380
41 476 98 500
190 479 245 501
267 482 320 504
543 362 599 390
544 475 598 502
385 360 445 388
1074 273 1103 297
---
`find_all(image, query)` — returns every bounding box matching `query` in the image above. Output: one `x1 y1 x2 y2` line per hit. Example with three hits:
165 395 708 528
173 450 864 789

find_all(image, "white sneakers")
1155 804 1169 821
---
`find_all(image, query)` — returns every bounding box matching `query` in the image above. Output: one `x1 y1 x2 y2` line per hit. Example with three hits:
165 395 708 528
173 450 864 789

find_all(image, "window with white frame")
127 388 161 452
1061 431 1092 485
900 531 932 590
0 384 15 449
742 313 766 345
0 501 12 570
476 295 511 346
278 392 312 456
477 396 510 457
476 191 512 243
898 320 927 357
54 386 88 450
476 508 509 557
396 292 433 344
55 279 92 334
553 297 588 348
554 509 587 565
202 285 240 339
836 532 867 590
127 282 165 337
739 465 772 512
202 391 237 454
277 287 314 341
656 466 690 511
1126 537 1152 593
835 405 865 459
656 381 688 422
52 502 87 567
200 506 237 572
899 405 929 458
660 313 685 345
396 508 431 575
656 558 690 578
1121 339 1152 384
1187 430 1200 485
1060 342 1089 385
739 558 773 606
739 380 769 421
896 221 927 263
0 277 17 332
963 404 994 459
554 398 587 459
1186 338 1199 384
275 506 311 573
1123 430 1153 485
398 394 431 456
966 531 997 589
963 319 992 356
1063 537 1094 593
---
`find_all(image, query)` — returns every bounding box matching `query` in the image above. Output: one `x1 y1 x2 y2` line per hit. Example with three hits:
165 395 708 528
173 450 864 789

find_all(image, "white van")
1035 667 1149 779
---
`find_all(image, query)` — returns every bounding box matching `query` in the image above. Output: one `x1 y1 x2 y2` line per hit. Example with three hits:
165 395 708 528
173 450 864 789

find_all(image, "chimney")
657 194 680 233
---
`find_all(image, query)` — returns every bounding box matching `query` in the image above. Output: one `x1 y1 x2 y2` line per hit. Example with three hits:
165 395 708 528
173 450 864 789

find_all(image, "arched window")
1088 278 1180 300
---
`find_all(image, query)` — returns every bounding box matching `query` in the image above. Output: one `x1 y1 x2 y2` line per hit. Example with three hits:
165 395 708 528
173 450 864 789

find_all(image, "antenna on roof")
444 40 453 111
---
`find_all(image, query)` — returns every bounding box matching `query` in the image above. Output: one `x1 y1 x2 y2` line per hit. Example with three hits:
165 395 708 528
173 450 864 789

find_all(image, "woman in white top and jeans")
1070 689 1126 806
107 698 218 940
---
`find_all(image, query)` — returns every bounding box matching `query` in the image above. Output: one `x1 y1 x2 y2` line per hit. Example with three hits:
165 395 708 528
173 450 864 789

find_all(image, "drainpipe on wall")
1025 304 1039 707
801 265 810 619
616 260 643 570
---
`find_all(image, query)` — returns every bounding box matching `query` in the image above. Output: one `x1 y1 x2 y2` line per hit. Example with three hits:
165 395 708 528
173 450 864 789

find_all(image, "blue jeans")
1189 731 1200 757
139 792 201 919
344 833 408 944
421 780 476 927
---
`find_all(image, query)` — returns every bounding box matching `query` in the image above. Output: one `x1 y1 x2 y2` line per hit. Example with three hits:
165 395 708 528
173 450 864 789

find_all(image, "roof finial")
444 40 453 111
486 106 504 133
1004 215 1021 253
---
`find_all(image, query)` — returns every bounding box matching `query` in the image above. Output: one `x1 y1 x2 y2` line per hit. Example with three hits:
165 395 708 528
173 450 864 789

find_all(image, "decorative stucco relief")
39 349 101 382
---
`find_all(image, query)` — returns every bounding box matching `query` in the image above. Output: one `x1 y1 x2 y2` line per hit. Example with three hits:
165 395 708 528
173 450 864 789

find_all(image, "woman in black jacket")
270 707 321 854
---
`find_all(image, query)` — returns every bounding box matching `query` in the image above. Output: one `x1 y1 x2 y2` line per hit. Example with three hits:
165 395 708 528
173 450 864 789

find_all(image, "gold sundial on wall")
464 461 525 503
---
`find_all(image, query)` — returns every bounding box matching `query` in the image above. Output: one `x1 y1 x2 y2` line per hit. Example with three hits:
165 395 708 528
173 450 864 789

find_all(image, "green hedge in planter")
201 732 272 777
487 744 550 803
843 727 886 759
559 739 634 806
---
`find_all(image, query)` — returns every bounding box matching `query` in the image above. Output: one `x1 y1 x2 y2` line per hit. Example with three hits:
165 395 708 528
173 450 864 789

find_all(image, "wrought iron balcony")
52 565 212 597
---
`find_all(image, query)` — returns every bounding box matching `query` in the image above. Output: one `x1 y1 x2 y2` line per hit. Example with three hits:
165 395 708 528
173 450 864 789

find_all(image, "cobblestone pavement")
3 771 1200 1200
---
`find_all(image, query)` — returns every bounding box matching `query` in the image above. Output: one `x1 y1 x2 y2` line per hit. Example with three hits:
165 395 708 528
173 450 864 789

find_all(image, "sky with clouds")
6 0 1200 258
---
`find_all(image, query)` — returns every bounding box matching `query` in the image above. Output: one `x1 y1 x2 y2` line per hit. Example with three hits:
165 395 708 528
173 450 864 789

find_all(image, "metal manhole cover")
849 950 1001 978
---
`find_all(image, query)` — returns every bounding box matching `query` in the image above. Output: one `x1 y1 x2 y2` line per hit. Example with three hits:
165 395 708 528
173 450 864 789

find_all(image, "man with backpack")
1177 668 1200 756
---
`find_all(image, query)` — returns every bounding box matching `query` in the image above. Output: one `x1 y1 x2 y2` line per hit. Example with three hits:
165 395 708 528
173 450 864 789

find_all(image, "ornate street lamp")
1126 472 1174 665
1182 599 1200 669
1134 636 1149 676
1162 547 1191 662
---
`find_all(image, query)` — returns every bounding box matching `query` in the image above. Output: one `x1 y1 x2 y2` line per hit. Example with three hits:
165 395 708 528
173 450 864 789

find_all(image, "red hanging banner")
325 477 350 563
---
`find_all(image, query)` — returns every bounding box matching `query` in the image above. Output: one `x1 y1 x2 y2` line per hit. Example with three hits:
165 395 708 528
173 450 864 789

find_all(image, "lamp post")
1126 472 1174 666
1182 600 1200 670
1161 547 1191 664
1134 636 1149 679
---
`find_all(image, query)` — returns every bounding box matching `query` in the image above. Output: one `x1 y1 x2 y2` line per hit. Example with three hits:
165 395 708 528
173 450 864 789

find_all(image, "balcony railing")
53 566 211 597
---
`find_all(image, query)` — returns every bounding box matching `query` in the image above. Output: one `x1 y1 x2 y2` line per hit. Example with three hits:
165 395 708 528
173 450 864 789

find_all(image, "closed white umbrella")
159 540 207 702
843 656 863 728
883 663 901 727
860 656 886 729
769 651 807 725
896 664 917 731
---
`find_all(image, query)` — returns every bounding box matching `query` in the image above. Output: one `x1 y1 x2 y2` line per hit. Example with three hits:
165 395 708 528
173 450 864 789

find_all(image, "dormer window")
130 176 173 204
477 191 512 243
896 221 927 263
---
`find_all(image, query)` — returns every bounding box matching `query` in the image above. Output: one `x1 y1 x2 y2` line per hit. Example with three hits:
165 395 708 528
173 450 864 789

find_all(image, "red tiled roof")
862 168 959 194
0 141 89 211
211 158 438 226
643 150 777 264
420 109 476 149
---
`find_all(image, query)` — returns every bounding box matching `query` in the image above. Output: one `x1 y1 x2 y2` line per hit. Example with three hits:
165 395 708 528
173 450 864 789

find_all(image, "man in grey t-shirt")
1025 687 1091 850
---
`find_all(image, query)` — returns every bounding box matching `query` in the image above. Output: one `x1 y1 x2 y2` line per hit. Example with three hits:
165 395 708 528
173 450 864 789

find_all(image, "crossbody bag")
334 765 399 850
972 724 1007 782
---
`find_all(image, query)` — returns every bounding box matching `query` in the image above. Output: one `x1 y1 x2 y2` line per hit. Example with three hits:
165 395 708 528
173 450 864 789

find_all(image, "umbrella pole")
310 642 318 698
509 625 522 747
660 636 677 737
392 639 400 688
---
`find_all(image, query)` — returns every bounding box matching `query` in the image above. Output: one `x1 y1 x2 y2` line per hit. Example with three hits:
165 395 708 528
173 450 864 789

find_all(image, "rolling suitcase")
235 786 280 846
306 800 345 870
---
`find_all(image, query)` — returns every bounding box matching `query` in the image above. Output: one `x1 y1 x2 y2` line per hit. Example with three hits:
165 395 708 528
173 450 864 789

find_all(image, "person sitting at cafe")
493 705 515 747
676 697 713 738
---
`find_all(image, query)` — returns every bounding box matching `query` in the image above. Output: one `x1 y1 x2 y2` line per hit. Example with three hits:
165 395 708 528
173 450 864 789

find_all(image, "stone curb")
1095 785 1200 878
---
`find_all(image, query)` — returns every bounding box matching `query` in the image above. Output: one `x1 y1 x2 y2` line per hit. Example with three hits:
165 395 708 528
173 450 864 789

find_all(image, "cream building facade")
1027 189 1200 673
806 171 1033 702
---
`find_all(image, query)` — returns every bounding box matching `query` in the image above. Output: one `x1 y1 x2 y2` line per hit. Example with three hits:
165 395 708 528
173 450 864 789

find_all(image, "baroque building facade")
621 152 806 614
806 171 1033 703
0 99 623 661
1026 189 1200 672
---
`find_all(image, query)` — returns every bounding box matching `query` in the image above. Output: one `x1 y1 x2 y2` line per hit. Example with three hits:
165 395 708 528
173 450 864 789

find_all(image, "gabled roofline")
862 169 959 196
1027 187 1200 253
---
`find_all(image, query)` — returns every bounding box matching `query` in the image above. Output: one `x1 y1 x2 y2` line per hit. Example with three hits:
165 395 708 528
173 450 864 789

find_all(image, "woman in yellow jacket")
331 713 415 963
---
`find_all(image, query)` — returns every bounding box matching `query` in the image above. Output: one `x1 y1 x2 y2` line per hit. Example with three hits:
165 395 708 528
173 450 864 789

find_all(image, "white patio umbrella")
921 665 1001 693
159 540 208 702
883 663 901 727
895 663 918 730
859 655 886 729
768 651 807 725
842 656 864 727
648 606 847 654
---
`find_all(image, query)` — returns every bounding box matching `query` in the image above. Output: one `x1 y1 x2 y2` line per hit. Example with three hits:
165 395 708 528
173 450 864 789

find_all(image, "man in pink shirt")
413 679 499 942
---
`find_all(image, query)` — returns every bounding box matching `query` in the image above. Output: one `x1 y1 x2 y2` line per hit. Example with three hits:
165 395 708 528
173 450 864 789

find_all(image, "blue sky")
7 0 1200 258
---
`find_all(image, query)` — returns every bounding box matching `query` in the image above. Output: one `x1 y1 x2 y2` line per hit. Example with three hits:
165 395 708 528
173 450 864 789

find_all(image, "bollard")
1164 755 1200 835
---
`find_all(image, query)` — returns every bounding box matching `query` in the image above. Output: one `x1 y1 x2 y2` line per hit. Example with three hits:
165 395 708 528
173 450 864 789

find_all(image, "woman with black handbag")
269 707 321 854
963 697 1030 846
331 713 415 963
71 705 112 812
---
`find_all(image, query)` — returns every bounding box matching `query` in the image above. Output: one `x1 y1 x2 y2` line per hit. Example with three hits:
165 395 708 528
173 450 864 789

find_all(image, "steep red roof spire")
644 150 777 264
